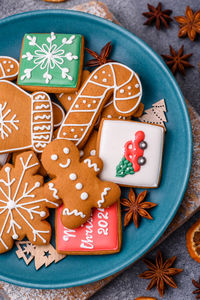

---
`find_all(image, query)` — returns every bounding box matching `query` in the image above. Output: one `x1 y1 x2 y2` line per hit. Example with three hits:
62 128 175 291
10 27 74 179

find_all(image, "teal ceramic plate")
0 10 192 289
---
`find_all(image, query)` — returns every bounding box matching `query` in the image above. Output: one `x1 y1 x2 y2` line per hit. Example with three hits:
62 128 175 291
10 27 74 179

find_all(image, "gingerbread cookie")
17 32 84 93
57 62 142 148
12 151 47 177
80 129 98 160
0 80 53 154
41 139 121 229
0 151 61 253
56 201 121 255
52 102 65 129
0 56 19 81
97 119 165 188
56 69 90 112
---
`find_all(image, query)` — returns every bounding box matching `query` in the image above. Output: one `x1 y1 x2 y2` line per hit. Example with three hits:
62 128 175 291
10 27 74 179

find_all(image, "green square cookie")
18 32 84 93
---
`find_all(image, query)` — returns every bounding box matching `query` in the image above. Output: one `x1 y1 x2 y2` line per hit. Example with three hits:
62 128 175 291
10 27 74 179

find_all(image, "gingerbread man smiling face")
41 139 121 229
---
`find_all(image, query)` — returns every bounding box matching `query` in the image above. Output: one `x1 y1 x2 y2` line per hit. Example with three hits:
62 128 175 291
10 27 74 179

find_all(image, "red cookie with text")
41 139 121 229
56 201 122 255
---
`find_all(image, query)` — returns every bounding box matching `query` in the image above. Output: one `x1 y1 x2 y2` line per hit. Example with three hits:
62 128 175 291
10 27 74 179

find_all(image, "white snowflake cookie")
17 32 84 93
97 119 165 188
0 151 61 254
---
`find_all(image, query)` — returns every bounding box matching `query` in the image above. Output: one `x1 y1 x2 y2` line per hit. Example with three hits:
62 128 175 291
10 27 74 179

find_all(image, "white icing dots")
128 86 132 90
3 61 6 64
88 104 91 108
81 192 88 200
7 69 10 73
102 70 106 74
40 211 46 217
108 74 111 77
74 134 78 138
75 104 79 108
107 115 112 118
71 128 75 132
102 78 107 82
51 154 58 161
68 96 72 101
69 173 77 180
80 150 84 157
135 83 139 88
76 183 83 190
93 100 96 104
93 75 98 79
63 132 67 136
83 99 87 104
90 149 96 156
12 233 18 239
128 92 132 96
81 128 84 132
120 89 125 94
63 147 69 154
8 61 11 63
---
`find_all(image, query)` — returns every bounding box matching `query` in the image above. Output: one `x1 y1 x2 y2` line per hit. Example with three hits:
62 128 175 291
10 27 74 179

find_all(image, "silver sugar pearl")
138 156 146 165
139 141 147 149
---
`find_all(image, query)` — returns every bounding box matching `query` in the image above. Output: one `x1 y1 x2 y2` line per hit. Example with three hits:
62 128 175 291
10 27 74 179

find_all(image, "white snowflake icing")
21 32 78 84
0 102 19 139
0 153 59 251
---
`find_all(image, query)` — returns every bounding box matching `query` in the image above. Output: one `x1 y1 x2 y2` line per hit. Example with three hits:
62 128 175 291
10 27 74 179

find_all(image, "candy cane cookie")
58 62 143 148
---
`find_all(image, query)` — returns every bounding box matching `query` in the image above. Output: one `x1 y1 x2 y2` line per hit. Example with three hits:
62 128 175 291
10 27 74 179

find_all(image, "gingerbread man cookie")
57 62 142 148
41 139 121 229
0 151 61 253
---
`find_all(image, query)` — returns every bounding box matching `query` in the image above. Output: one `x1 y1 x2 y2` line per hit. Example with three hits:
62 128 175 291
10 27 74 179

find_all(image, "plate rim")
0 9 193 289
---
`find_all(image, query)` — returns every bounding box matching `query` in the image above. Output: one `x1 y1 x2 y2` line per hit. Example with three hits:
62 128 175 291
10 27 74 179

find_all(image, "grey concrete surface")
0 0 199 299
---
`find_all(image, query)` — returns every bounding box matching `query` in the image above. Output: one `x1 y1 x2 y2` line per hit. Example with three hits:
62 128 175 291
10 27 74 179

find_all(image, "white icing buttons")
76 183 83 190
70 128 75 132
81 192 88 200
94 75 98 79
128 86 132 90
88 104 91 108
68 96 72 101
135 83 139 88
51 154 58 161
74 134 78 138
93 100 96 104
102 70 106 74
120 89 125 94
69 173 77 180
75 104 79 108
63 147 69 154
83 99 87 104
107 115 112 118
102 78 107 82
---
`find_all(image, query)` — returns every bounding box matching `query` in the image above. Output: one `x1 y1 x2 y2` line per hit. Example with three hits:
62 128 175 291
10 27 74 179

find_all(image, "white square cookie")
97 120 165 188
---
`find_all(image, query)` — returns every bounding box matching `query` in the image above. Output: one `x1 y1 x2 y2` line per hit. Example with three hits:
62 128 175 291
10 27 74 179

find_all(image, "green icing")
116 157 134 177
18 33 82 88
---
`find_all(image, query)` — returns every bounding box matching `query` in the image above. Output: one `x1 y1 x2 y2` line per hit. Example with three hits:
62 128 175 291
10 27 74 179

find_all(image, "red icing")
124 131 145 172
56 203 119 252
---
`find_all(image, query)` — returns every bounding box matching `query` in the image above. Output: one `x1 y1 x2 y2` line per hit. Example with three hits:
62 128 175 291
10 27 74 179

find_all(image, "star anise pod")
120 189 157 228
161 45 193 76
139 250 183 297
85 41 114 67
142 2 173 30
174 6 200 41
192 277 200 299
